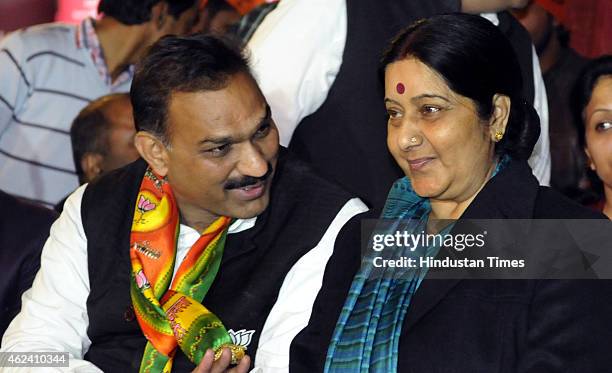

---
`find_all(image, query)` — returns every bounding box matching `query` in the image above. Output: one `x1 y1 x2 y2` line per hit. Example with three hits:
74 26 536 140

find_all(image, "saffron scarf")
325 157 509 372
130 168 244 372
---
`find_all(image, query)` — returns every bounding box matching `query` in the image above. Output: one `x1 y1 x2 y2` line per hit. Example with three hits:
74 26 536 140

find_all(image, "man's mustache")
224 162 273 190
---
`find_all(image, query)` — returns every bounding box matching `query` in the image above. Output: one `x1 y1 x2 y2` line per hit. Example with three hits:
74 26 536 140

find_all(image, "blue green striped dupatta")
325 157 509 372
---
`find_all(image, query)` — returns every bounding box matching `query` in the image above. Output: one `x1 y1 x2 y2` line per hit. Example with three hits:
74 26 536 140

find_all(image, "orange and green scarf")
129 168 244 372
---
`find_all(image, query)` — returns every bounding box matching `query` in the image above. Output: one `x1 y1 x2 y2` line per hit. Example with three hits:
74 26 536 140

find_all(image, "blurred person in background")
572 55 612 218
70 93 139 186
190 0 241 35
0 0 199 209
54 93 139 212
513 0 591 200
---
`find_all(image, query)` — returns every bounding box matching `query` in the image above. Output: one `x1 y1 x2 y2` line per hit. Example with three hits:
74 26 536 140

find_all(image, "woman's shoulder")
534 186 607 219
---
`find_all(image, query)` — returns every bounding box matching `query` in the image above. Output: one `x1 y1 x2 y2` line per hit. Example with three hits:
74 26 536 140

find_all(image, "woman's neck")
429 160 497 221
603 185 612 219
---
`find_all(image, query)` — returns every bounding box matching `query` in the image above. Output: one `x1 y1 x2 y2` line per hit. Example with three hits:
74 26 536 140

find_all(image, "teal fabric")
325 157 509 372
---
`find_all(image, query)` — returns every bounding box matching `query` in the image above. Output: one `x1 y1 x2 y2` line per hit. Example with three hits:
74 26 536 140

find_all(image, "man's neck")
94 17 145 81
539 30 562 74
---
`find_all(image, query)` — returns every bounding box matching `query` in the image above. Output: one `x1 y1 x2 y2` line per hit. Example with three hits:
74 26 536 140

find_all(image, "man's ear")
81 152 104 183
134 131 170 177
489 94 511 142
150 1 169 30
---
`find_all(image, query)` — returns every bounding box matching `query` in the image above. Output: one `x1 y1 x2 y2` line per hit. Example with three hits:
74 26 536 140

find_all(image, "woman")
290 13 612 373
573 55 612 218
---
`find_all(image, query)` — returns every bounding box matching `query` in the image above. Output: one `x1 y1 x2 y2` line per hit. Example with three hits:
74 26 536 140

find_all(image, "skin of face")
584 76 612 196
101 97 140 173
146 72 280 230
511 3 554 53
165 2 201 36
384 58 505 214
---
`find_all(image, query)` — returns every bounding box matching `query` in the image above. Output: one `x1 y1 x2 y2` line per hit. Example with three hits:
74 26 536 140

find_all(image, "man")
0 0 199 208
70 93 140 186
247 0 550 211
512 0 591 199
53 93 140 212
191 0 242 35
1 34 367 372
0 190 57 338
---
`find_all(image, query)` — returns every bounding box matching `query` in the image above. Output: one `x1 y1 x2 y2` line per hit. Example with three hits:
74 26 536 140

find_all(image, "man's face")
161 72 279 228
511 2 554 54
190 7 241 34
102 97 140 173
167 2 201 36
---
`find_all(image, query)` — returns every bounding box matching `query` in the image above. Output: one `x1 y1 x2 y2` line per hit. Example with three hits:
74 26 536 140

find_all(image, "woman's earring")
494 132 504 142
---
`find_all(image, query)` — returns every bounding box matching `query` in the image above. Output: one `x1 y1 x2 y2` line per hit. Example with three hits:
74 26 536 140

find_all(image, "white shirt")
1 184 368 372
247 2 551 186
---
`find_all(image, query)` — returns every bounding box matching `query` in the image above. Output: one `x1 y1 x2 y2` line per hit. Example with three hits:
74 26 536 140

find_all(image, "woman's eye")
386 109 402 119
421 105 441 115
595 121 612 132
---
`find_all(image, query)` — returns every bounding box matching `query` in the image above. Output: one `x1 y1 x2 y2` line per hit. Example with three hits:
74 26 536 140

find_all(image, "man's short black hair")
71 94 129 182
98 0 197 25
130 34 251 142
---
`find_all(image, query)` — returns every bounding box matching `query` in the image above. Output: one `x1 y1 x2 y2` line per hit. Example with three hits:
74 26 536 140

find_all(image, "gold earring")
494 132 504 142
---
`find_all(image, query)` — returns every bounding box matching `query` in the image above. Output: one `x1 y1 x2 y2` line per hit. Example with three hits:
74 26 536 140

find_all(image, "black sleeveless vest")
289 4 535 211
80 150 354 372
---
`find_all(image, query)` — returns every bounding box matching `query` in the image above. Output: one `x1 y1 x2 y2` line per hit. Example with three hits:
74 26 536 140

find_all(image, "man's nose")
236 144 269 178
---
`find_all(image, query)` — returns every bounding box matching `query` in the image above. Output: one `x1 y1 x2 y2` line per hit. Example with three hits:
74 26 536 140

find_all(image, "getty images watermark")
362 219 612 279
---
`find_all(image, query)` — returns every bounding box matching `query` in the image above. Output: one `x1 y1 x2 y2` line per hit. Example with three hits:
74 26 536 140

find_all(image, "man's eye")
254 122 271 138
209 144 231 157
595 121 612 132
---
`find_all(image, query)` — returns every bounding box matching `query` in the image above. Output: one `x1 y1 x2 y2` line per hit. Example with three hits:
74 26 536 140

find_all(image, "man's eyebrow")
198 105 272 146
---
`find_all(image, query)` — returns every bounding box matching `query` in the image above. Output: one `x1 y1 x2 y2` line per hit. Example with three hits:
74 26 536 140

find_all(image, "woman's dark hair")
380 13 540 160
571 55 612 149
98 0 197 25
130 34 250 143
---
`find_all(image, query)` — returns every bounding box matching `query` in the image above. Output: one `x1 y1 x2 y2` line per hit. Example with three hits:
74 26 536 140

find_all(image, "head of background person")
190 0 241 35
97 0 200 59
131 34 279 231
572 55 612 209
71 93 140 185
511 0 569 63
380 13 539 212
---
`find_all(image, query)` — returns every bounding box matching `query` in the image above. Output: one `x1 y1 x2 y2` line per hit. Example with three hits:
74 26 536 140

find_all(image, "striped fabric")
325 157 509 372
0 18 132 207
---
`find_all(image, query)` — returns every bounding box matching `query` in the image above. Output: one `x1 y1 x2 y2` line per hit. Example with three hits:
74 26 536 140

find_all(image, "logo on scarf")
228 329 255 349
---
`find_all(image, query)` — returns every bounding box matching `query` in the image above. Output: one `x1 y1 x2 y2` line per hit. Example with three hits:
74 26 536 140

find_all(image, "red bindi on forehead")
396 82 405 94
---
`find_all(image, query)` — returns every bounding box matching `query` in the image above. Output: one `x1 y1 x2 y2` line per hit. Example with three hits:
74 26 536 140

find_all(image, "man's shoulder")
1 22 76 54
81 159 147 217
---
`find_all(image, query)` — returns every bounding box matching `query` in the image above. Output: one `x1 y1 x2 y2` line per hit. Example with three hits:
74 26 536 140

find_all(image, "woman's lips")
407 157 435 171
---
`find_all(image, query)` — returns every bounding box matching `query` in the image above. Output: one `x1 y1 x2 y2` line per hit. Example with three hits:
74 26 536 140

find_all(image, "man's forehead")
166 85 268 137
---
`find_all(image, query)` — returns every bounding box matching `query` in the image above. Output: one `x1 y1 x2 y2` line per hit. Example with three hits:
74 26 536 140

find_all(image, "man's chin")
227 196 270 220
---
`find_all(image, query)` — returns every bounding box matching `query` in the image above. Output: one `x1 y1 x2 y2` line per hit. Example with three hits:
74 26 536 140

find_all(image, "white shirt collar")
178 217 257 238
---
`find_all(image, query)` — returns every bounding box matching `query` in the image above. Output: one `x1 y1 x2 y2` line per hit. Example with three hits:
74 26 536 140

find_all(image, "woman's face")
584 75 612 190
384 58 502 203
